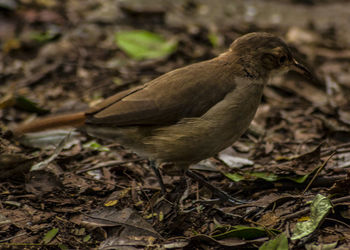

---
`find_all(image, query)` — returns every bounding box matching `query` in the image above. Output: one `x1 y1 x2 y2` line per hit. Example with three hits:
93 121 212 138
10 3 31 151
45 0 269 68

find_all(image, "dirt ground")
1 0 350 249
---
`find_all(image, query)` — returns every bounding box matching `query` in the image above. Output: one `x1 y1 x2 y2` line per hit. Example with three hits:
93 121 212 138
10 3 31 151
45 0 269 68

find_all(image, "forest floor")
1 0 350 249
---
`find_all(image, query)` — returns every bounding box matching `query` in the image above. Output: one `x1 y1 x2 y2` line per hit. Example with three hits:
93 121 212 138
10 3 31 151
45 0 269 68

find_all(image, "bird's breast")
201 81 265 150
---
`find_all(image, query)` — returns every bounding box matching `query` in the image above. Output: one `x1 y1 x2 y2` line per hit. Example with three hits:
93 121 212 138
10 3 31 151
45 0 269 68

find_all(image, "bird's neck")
218 51 270 81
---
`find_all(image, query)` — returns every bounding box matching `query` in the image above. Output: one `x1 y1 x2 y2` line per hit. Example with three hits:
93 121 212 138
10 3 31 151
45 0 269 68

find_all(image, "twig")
16 62 62 87
302 151 335 195
321 142 350 153
325 218 350 229
30 130 73 171
76 158 143 174
0 232 27 243
321 142 350 157
281 195 350 220
282 207 310 221
321 149 350 157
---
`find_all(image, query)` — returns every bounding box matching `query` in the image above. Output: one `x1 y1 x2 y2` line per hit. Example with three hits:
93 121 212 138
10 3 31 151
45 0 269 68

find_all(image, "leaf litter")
1 0 350 249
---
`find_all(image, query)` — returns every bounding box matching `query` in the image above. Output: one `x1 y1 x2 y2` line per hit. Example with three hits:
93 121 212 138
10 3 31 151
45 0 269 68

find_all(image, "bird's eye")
279 55 286 64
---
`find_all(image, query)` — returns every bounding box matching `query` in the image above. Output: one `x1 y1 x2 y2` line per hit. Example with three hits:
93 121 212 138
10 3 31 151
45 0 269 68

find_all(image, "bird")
12 32 311 194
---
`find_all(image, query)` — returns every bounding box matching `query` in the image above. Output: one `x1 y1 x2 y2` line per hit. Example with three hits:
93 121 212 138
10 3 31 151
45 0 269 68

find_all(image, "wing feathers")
86 58 237 126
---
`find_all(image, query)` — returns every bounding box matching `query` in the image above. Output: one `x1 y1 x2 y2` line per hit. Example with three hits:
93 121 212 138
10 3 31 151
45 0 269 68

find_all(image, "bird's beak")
290 59 312 79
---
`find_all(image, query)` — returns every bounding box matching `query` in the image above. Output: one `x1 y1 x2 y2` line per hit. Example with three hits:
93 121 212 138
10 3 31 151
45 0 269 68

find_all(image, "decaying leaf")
291 194 332 240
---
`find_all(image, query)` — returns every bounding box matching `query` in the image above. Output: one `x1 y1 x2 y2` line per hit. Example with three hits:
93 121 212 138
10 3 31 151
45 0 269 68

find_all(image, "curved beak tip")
291 60 313 80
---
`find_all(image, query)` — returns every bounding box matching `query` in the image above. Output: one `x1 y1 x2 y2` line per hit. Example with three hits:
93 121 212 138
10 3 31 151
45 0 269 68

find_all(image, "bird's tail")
12 112 86 137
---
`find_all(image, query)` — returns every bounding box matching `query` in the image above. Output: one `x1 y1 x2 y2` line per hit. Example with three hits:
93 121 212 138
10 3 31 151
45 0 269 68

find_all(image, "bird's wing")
85 58 237 126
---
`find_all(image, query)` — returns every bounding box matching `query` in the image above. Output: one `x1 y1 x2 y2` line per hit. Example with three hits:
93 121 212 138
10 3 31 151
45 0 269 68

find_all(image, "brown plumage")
12 32 311 175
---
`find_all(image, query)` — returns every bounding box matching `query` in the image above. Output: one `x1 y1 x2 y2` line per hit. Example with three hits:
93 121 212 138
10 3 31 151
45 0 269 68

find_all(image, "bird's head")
229 32 311 80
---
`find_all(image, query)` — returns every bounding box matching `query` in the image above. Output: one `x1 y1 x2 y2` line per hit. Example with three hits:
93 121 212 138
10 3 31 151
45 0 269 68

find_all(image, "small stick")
281 195 350 221
302 151 335 195
76 159 143 174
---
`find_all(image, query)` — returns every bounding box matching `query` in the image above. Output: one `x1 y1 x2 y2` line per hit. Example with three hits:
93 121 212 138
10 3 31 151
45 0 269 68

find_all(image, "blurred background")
1 0 350 248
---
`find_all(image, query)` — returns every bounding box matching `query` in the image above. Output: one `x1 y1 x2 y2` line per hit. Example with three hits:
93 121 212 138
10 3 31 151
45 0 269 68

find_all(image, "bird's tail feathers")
12 112 86 137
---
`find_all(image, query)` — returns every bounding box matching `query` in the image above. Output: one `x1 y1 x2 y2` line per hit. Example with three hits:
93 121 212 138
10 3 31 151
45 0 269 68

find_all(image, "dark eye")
279 55 286 64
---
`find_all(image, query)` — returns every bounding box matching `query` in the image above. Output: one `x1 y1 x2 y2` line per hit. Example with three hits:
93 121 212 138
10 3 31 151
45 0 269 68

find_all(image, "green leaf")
30 30 59 43
42 228 59 244
212 225 279 240
83 235 91 242
291 194 332 240
250 172 279 182
285 173 310 183
260 233 288 250
115 30 177 60
83 140 110 152
208 32 219 47
225 171 310 184
224 173 245 182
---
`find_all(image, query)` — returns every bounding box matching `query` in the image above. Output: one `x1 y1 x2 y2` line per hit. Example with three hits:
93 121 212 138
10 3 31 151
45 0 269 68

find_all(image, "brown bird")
12 32 311 193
